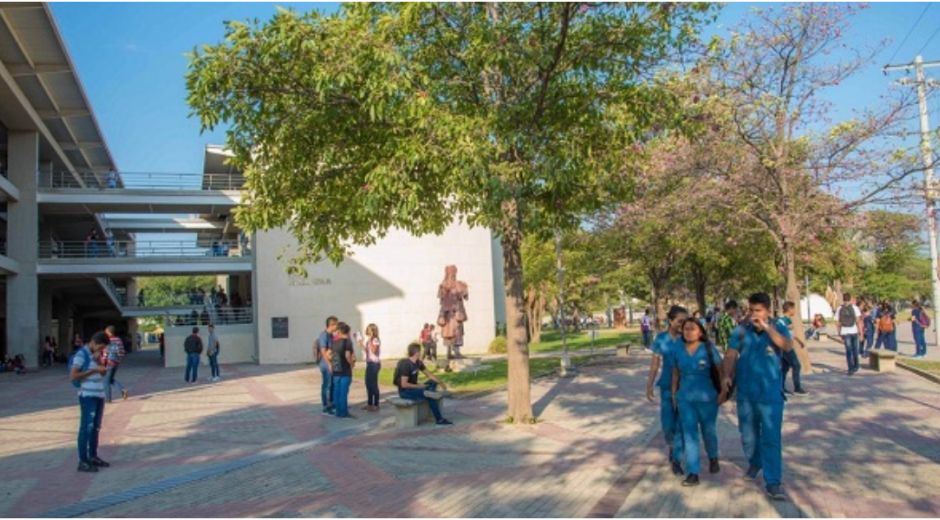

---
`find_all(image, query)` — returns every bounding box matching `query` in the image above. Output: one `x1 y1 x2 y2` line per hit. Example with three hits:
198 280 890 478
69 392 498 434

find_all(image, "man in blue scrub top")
646 305 689 476
720 292 792 501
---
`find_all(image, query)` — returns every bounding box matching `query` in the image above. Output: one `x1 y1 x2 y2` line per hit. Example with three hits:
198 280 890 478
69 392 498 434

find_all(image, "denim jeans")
399 381 444 422
875 331 898 351
914 326 927 356
332 375 352 417
659 387 683 462
842 334 859 373
208 354 220 378
365 362 381 407
104 364 124 401
318 359 333 411
863 327 875 355
678 399 719 475
185 353 200 382
737 398 784 487
781 349 802 391
642 330 652 348
77 396 104 462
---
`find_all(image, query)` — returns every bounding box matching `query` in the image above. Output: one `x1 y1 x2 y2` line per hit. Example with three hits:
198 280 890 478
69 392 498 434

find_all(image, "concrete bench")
616 343 631 358
870 349 897 373
386 395 446 428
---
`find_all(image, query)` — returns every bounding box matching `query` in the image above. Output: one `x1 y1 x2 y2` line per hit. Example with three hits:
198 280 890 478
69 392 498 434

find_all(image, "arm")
345 348 356 370
670 367 679 408
70 363 105 382
324 348 333 374
646 355 661 402
420 368 448 390
721 349 739 392
764 321 793 351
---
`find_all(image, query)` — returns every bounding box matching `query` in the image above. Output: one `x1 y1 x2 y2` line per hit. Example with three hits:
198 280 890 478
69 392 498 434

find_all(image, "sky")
48 2 940 178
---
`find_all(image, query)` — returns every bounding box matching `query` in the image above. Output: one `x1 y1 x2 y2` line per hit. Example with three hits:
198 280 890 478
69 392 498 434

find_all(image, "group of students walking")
646 292 795 499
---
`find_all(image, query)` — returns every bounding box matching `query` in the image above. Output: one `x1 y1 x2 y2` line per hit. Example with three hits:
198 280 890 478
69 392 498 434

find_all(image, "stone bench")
386 395 446 428
616 343 631 358
870 349 897 373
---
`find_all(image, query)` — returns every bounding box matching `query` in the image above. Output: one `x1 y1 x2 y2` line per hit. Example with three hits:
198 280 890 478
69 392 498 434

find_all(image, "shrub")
488 335 507 354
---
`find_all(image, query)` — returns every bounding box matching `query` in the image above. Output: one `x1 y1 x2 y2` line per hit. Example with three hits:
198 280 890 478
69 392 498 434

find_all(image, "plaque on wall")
272 317 289 339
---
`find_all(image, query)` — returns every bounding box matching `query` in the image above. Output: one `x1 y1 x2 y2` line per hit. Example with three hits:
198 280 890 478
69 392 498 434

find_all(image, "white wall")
255 221 499 364
164 323 256 368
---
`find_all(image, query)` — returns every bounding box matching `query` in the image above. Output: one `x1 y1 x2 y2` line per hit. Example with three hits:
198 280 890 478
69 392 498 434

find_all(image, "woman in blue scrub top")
671 317 723 486
646 305 689 476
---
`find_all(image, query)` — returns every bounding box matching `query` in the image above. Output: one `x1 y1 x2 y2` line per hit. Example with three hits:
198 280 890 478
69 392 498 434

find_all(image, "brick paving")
2 340 940 517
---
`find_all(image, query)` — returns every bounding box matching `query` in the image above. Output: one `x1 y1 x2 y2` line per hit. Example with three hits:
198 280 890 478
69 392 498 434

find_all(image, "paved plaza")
2 339 940 518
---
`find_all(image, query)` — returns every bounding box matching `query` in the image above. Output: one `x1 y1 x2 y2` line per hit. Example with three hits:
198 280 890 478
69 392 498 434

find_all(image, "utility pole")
555 230 573 376
885 55 940 349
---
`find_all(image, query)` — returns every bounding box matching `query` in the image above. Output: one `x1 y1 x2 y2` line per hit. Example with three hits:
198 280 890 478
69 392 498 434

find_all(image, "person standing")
671 318 723 487
836 293 862 375
314 316 338 416
721 292 793 500
874 303 895 351
206 324 222 382
328 322 356 418
70 331 110 473
777 302 807 395
910 300 931 359
103 326 128 402
861 303 875 359
183 327 203 384
395 343 453 425
42 336 55 367
645 305 689 476
357 324 382 412
716 300 739 353
641 309 653 351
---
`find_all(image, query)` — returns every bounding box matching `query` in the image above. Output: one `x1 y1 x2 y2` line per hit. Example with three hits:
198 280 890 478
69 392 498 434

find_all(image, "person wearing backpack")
836 293 863 375
861 303 876 359
874 302 897 352
70 331 110 473
910 300 931 359
670 317 724 487
327 322 356 419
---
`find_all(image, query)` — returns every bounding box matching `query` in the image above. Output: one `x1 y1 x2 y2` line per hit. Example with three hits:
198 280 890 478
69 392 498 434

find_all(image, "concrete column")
126 278 138 307
6 131 39 367
126 318 138 352
55 300 73 355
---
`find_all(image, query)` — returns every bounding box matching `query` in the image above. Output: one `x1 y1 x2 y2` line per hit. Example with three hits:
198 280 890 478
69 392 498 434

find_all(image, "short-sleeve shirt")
395 358 426 388
652 331 682 390
365 337 381 363
729 322 791 403
912 308 928 331
640 316 651 332
330 338 354 376
71 347 105 398
837 304 862 335
675 342 722 403
316 330 333 363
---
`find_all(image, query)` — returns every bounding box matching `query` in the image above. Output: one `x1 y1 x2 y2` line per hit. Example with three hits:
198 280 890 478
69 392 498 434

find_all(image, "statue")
613 307 627 329
437 265 469 361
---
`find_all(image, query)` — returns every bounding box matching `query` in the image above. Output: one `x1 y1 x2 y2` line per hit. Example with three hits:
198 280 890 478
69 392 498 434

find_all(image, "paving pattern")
2 340 940 517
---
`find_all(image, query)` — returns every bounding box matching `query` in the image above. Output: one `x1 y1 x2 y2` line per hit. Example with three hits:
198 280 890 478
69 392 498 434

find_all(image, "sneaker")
783 388 793 395
90 457 110 468
425 390 445 400
681 474 700 487
744 465 760 480
766 484 786 501
321 409 332 416
435 419 454 426
77 461 98 473
121 389 129 400
794 388 808 395
337 413 356 419
709 458 720 474
671 460 684 476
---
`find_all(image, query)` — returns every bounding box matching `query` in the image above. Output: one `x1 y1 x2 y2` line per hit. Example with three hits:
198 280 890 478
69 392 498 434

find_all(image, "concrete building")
1 3 503 369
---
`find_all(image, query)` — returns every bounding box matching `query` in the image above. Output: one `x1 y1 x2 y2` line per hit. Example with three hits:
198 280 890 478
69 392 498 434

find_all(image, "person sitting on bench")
394 343 453 425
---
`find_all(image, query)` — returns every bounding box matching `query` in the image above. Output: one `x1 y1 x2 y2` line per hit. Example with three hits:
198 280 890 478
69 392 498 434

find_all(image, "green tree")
187 3 712 423
137 276 216 307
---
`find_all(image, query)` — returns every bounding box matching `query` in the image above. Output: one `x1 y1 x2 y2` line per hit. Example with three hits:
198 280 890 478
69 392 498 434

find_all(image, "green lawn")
901 358 940 376
530 329 638 353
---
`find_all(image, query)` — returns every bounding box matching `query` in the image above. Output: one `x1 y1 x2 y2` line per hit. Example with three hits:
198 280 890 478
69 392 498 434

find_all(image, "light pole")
556 230 573 376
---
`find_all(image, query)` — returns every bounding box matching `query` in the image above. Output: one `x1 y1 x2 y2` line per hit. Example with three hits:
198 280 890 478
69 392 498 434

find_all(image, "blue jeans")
914 326 927 356
875 330 898 351
365 362 381 407
332 374 352 417
781 349 802 391
842 334 859 372
185 353 200 382
208 354 220 378
398 381 443 422
863 327 875 355
77 396 104 462
642 330 652 348
104 365 124 401
659 387 683 462
678 399 719 475
737 398 784 487
319 359 333 411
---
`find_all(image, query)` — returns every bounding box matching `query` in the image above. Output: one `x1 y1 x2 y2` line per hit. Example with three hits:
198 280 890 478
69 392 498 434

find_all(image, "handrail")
39 240 250 259
97 277 128 306
39 170 244 191
166 306 254 326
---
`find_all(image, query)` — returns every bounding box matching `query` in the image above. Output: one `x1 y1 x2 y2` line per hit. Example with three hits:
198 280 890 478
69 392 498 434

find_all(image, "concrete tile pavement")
2 340 940 517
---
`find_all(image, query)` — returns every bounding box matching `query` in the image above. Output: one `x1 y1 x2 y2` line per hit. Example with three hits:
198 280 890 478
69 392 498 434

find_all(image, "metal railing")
39 170 244 191
39 240 251 259
167 306 254 327
97 276 128 306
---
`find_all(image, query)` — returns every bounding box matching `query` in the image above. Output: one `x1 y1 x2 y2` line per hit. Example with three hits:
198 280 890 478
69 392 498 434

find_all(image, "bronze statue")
437 265 468 360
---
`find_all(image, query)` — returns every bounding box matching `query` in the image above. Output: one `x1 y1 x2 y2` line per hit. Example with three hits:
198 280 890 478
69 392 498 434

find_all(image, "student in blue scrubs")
721 292 793 501
646 305 689 476
671 317 723 487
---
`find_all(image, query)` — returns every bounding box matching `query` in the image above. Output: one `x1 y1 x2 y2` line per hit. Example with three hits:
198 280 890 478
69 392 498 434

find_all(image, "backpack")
878 314 895 333
918 310 931 328
68 348 91 388
838 304 857 328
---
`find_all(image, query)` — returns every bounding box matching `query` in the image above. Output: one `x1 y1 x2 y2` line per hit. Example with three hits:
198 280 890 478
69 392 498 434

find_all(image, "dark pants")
642 330 652 348
398 381 443 422
737 398 784 487
77 396 104 462
423 342 437 360
104 365 124 401
875 331 897 351
914 326 927 356
318 359 333 412
781 349 802 391
332 375 352 417
842 334 859 373
365 362 381 407
862 327 875 355
185 353 200 382
208 354 220 378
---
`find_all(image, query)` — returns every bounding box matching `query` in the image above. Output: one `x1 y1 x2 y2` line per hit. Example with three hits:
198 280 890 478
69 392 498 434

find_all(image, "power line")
918 25 940 57
889 3 931 64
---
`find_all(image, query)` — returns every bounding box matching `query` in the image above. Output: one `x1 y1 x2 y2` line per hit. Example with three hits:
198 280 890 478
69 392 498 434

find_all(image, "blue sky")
50 2 940 177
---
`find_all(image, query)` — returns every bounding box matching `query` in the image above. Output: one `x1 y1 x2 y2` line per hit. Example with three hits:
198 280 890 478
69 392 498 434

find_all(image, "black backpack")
838 304 856 328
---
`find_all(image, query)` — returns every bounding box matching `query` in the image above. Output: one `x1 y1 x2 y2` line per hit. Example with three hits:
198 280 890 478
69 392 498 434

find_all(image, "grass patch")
901 358 940 376
530 329 638 353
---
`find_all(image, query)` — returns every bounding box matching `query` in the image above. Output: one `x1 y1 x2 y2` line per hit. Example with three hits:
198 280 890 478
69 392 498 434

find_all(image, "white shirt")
838 304 862 335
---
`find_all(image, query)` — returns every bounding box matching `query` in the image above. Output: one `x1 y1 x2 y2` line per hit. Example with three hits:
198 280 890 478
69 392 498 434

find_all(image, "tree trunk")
784 243 812 372
525 288 544 345
502 228 534 424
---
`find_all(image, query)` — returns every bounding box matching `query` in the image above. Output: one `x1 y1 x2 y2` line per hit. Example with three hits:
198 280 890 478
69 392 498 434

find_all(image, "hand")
96 366 108 375
722 377 732 392
646 385 655 403
718 389 728 405
751 316 767 331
